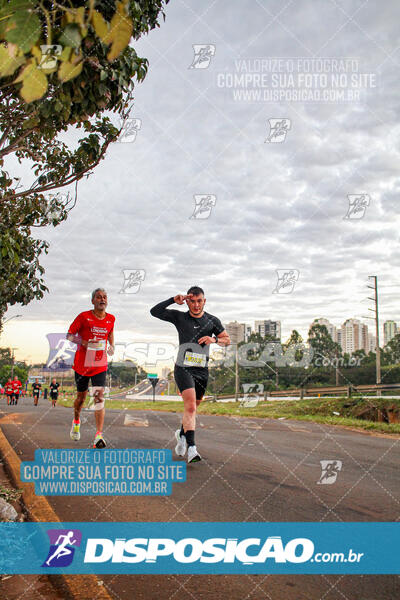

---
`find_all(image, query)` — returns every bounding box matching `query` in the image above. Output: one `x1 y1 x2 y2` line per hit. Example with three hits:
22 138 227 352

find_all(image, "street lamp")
3 315 22 325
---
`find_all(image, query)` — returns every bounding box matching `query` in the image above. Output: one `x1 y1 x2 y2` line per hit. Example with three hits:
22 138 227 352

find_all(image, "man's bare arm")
66 333 85 347
108 331 115 355
216 331 230 347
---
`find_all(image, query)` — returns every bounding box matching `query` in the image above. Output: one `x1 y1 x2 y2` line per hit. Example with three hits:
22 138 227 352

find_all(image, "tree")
0 347 28 382
0 347 12 367
0 363 28 383
308 323 341 367
351 348 367 366
108 360 146 386
282 329 305 363
0 0 169 327
383 334 400 365
283 329 303 348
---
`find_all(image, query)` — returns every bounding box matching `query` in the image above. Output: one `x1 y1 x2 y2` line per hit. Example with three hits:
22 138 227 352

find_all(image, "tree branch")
1 135 115 202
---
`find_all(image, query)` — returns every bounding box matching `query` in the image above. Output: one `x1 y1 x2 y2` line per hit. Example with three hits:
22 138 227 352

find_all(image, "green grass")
58 396 400 435
0 484 22 503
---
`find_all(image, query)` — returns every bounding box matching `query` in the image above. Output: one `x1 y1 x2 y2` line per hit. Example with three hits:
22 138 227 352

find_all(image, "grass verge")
58 396 400 435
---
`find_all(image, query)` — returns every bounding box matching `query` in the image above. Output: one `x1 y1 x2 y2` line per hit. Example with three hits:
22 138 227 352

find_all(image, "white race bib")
183 351 207 367
87 339 106 351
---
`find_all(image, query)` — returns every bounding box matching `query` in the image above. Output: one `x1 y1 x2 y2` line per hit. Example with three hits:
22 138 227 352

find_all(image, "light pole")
367 275 381 394
10 347 18 378
3 315 22 325
235 344 239 401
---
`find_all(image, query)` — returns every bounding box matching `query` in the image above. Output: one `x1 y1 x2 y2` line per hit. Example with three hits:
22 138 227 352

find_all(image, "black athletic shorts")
174 365 208 400
50 392 58 400
75 370 107 392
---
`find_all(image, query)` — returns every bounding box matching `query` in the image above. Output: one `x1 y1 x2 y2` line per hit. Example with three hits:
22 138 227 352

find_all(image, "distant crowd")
0 377 60 407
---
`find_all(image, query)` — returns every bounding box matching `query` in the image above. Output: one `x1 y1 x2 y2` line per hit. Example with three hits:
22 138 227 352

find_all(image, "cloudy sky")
2 0 399 365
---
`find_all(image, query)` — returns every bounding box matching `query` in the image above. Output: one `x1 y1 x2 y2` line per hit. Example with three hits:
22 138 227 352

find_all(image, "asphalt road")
0 398 398 600
111 378 169 400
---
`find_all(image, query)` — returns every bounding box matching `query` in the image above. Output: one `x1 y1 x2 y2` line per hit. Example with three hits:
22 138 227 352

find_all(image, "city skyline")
2 310 397 367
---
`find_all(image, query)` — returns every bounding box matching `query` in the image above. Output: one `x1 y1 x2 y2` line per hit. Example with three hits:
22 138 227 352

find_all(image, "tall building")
340 319 369 354
368 333 376 353
225 321 245 344
243 324 252 342
254 320 281 340
336 330 342 348
384 320 397 346
311 318 338 342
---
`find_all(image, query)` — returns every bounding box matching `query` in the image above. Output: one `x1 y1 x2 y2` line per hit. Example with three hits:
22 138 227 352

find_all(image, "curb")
0 425 114 600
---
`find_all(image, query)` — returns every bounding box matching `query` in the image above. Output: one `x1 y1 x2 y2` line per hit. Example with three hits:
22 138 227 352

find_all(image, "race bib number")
183 351 207 367
87 339 106 351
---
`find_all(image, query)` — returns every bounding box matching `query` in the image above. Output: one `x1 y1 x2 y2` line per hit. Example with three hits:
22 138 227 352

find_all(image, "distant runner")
150 286 230 463
32 381 41 406
5 378 13 405
11 375 22 405
50 379 60 407
67 288 115 448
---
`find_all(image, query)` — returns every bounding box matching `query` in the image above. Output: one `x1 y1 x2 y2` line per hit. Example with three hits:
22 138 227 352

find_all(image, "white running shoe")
70 420 80 441
187 445 201 463
174 429 187 456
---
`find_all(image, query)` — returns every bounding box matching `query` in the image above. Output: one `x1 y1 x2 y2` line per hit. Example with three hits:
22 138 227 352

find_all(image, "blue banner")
0 522 398 574
20 449 185 496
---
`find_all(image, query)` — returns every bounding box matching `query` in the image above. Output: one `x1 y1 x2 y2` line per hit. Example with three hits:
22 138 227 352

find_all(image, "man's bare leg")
74 391 86 421
70 391 86 441
93 387 105 432
180 388 201 462
182 387 197 432
93 387 106 448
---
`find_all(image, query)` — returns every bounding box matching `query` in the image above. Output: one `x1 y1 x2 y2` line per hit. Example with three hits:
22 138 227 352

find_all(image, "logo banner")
0 522 397 575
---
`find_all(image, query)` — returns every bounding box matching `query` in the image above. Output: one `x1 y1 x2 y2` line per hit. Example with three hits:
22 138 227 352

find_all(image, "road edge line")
0 425 114 600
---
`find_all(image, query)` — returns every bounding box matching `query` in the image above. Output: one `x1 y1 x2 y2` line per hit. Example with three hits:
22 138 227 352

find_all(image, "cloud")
3 0 399 362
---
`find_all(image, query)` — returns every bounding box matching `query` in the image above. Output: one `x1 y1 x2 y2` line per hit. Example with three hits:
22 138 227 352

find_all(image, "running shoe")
187 445 201 463
93 433 106 449
70 420 80 441
174 429 187 456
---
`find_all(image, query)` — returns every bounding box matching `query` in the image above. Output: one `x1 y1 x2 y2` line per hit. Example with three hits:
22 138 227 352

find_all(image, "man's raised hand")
174 294 193 305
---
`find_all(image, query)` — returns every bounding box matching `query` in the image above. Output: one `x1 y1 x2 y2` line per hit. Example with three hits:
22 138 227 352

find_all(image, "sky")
1 0 399 367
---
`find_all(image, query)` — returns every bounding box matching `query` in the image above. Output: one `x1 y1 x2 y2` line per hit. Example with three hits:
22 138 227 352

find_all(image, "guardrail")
211 383 400 401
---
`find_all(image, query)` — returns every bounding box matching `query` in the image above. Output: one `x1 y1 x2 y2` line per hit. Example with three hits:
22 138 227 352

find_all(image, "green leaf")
5 9 40 53
58 58 83 82
91 9 109 40
58 23 82 49
7 0 34 11
107 12 133 61
0 43 25 77
15 61 48 102
22 115 40 129
59 46 72 62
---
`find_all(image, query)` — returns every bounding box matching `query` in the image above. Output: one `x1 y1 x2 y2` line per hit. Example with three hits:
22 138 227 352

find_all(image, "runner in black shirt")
50 379 60 407
150 286 230 463
32 381 41 406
